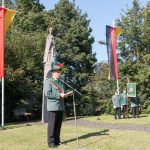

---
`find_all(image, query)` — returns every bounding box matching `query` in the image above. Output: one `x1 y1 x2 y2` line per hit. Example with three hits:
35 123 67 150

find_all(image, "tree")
14 0 46 32
1 0 48 122
47 0 97 115
85 62 116 114
116 0 150 113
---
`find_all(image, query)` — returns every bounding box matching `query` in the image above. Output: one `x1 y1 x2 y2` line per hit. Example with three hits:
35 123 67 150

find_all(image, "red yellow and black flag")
0 7 16 78
106 25 121 80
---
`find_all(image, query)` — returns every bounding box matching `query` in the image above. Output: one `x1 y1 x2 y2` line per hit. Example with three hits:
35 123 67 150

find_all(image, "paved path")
65 119 150 132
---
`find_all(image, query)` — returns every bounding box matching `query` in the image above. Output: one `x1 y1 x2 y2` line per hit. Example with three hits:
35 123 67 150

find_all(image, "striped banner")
106 25 121 80
0 7 16 78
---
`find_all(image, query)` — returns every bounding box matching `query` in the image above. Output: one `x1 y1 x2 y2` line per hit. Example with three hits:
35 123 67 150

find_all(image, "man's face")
115 91 118 96
52 70 62 79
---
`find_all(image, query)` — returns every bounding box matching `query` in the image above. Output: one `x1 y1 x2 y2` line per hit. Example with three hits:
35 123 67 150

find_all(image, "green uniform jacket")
44 78 65 111
119 94 127 105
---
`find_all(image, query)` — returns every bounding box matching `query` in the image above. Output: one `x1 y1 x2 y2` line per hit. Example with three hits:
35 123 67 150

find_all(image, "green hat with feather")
51 61 63 72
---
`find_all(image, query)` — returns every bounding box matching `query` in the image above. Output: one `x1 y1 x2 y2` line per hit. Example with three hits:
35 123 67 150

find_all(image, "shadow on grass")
139 115 148 118
62 129 109 145
126 114 148 119
0 122 29 131
0 124 24 131
65 116 87 121
0 121 40 131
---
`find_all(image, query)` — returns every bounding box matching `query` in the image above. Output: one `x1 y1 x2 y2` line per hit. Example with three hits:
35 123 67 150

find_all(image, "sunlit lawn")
0 115 150 150
83 114 150 125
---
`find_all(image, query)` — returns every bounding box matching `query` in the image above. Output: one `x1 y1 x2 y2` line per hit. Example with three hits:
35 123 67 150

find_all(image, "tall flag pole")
106 22 121 94
2 0 5 7
0 1 16 127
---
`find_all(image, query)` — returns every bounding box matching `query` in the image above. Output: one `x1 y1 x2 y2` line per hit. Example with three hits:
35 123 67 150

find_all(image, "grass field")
0 114 150 150
82 114 150 125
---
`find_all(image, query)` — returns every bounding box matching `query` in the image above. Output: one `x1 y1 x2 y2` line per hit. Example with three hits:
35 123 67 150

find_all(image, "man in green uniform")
44 61 66 148
120 90 129 118
112 91 121 119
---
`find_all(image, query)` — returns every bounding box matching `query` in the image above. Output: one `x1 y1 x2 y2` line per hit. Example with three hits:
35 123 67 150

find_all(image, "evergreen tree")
49 0 96 84
85 62 116 114
48 0 97 115
14 0 46 32
116 0 150 113
1 0 48 121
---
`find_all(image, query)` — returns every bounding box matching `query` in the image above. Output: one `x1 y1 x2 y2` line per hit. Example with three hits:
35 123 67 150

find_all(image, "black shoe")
55 143 60 146
55 141 61 146
49 143 57 148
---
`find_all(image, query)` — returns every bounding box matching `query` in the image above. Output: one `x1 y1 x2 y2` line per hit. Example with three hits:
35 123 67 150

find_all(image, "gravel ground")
65 119 150 132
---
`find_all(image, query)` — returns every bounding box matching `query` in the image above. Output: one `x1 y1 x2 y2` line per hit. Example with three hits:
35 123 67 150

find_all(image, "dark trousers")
114 107 121 119
122 105 129 118
47 111 63 146
132 107 139 118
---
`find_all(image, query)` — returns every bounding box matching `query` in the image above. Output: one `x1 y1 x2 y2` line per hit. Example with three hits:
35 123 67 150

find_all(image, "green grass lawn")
0 115 150 150
82 114 150 125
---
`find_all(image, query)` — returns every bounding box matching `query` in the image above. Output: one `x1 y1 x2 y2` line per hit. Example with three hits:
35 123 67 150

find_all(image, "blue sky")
40 0 148 62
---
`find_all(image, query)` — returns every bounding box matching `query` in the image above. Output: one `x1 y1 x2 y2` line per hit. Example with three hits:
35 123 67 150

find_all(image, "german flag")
106 25 121 80
0 7 16 78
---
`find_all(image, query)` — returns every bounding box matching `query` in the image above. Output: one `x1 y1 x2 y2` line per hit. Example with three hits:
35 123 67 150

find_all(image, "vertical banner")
127 83 136 97
106 25 121 80
4 8 16 33
0 7 5 78
0 7 16 78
